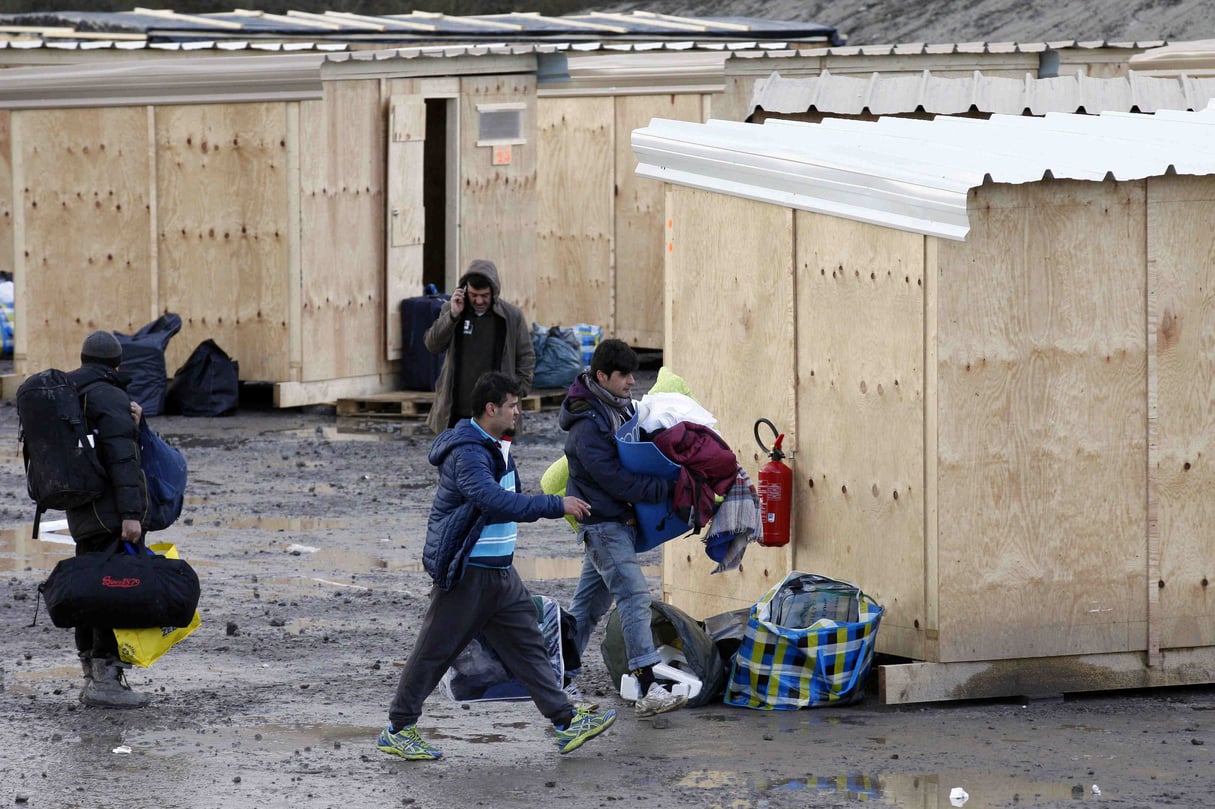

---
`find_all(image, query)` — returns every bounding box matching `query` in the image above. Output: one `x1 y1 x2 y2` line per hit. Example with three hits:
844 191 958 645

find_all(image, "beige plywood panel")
935 181 1148 663
459 75 537 319
299 80 386 383
615 94 704 349
0 111 11 281
535 96 612 331
796 211 928 662
662 185 796 619
386 96 424 363
385 80 454 360
156 103 290 382
389 144 425 249
391 95 426 144
715 75 758 122
1147 174 1215 650
21 107 153 373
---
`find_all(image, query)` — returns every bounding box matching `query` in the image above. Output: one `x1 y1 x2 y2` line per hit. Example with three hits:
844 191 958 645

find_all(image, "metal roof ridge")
585 11 706 31
632 10 752 32
132 7 245 30
632 111 1215 242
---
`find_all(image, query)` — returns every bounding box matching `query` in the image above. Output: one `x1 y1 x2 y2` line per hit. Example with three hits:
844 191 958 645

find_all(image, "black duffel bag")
39 542 200 629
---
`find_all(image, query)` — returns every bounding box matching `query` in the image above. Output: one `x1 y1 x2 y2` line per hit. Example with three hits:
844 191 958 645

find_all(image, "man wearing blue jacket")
377 371 616 760
560 339 687 718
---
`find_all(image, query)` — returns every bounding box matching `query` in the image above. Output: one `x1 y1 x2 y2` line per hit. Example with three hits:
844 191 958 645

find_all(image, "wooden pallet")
335 388 567 420
524 388 568 412
336 390 436 418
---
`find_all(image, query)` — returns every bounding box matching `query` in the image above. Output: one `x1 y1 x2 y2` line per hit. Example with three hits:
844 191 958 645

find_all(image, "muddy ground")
0 375 1212 809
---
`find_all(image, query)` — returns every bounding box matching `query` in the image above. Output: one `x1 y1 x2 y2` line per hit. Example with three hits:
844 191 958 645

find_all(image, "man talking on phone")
424 259 535 434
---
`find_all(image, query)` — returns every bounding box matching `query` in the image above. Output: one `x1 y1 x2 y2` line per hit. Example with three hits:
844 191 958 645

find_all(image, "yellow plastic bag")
652 366 696 399
114 543 202 667
541 456 576 530
116 610 201 667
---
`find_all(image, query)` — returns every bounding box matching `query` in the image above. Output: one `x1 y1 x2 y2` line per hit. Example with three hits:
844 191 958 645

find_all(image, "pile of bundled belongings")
614 370 764 571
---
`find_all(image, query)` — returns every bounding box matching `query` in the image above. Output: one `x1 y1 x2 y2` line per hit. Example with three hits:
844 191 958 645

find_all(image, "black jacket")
559 372 670 525
65 363 147 540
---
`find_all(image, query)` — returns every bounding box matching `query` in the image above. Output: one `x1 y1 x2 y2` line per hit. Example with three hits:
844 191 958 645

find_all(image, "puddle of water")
129 723 372 757
515 556 659 580
211 516 347 531
778 715 866 731
277 548 652 582
0 526 75 572
1 521 616 585
680 770 1112 807
313 547 413 572
4 664 81 696
283 426 404 442
164 435 238 449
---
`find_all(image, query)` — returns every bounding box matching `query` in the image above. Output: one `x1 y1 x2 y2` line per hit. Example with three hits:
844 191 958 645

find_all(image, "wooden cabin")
0 44 747 401
0 30 1178 405
633 109 1215 703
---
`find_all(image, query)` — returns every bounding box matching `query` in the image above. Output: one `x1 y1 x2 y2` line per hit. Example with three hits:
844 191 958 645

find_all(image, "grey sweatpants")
387 565 573 729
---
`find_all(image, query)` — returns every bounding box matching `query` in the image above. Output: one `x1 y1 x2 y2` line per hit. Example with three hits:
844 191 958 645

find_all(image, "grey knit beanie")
81 330 123 367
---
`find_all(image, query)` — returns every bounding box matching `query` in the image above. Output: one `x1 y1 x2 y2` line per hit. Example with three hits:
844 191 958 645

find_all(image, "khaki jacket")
423 262 534 433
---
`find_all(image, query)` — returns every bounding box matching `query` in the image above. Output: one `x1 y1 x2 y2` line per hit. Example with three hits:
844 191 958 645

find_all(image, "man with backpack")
65 330 151 708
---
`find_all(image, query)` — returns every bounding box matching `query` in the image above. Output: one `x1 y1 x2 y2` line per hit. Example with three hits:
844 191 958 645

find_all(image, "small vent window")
476 103 526 146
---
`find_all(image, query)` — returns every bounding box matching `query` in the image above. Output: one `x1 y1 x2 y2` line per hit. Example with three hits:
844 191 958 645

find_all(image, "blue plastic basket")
615 416 691 552
0 301 13 358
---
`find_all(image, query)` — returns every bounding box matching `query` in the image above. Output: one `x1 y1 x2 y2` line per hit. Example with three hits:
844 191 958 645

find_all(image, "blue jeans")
567 521 661 672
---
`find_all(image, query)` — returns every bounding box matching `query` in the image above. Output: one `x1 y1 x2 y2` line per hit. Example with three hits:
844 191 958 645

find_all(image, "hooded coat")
423 261 535 434
65 363 148 540
558 372 670 525
423 418 564 590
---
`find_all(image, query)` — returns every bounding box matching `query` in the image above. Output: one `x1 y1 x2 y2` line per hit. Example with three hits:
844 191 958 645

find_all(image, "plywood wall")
385 91 426 362
459 74 537 319
298 79 386 383
615 94 705 349
0 110 12 283
934 181 1148 663
535 95 613 332
1147 174 1215 651
663 185 796 619
155 102 291 382
384 76 459 363
794 212 928 661
17 107 153 373
714 74 755 122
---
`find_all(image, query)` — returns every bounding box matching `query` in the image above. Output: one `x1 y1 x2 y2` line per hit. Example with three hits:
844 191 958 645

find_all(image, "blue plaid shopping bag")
724 571 883 709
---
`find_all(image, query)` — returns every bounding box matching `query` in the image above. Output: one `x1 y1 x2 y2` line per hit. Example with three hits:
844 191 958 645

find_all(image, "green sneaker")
376 724 443 760
554 707 617 754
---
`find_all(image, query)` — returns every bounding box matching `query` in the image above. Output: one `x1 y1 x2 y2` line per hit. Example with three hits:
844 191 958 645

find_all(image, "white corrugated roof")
752 69 1215 116
0 53 327 107
791 39 1164 57
631 106 1215 241
1129 39 1215 76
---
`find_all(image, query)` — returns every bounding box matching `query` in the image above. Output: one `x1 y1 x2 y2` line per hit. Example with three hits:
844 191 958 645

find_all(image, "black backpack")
16 369 107 537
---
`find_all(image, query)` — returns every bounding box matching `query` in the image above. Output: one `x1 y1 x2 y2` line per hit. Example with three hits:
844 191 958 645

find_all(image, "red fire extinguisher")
755 418 792 547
